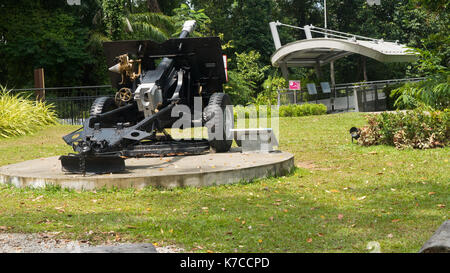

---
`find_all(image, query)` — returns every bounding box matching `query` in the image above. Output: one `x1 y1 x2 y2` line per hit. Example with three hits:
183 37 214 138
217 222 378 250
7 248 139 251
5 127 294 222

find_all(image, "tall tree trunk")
147 0 161 13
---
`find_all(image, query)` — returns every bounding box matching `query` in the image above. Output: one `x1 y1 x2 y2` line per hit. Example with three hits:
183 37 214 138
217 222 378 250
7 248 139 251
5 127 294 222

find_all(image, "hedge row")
358 109 449 149
234 103 327 119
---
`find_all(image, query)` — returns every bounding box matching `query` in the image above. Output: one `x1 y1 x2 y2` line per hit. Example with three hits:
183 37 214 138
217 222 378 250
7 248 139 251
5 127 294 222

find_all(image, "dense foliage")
279 103 327 117
0 0 448 108
234 103 327 120
358 110 449 149
224 51 270 105
388 1 449 111
391 73 449 110
0 86 58 138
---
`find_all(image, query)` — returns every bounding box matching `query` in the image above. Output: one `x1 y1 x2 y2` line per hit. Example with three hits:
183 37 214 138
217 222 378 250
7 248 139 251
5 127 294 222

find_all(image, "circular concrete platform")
0 150 294 190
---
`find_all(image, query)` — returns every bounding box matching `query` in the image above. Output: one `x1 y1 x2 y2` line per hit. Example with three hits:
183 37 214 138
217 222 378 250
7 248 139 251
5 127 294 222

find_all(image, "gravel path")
0 233 184 253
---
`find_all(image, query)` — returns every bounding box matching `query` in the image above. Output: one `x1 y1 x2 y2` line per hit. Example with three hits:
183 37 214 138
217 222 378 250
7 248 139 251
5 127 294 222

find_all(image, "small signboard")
367 0 381 6
320 82 331 94
289 80 301 90
306 83 317 95
67 0 81 5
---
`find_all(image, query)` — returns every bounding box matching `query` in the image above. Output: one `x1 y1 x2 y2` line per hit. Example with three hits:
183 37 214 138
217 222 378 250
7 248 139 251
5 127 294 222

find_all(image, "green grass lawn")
0 113 448 253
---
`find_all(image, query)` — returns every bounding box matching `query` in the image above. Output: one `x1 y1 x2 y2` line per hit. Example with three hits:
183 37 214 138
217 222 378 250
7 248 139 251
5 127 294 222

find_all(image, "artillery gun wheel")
90 97 117 116
205 93 233 153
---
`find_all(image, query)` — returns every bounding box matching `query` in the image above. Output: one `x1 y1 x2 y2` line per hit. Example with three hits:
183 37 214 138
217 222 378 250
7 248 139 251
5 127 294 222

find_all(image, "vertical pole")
362 57 368 112
330 61 335 89
269 22 282 50
346 87 349 111
330 61 335 111
324 0 327 37
362 87 367 112
34 68 45 101
353 88 360 112
293 89 297 104
362 57 368 82
304 25 313 39
277 91 281 107
374 85 379 111
315 61 321 80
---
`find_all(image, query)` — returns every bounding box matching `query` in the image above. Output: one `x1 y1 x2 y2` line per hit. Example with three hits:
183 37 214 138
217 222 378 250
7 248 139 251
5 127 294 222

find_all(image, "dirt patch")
296 161 332 171
0 232 184 253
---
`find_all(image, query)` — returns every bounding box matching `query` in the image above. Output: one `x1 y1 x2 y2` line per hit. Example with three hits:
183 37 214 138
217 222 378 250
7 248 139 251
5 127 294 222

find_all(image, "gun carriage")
60 21 234 174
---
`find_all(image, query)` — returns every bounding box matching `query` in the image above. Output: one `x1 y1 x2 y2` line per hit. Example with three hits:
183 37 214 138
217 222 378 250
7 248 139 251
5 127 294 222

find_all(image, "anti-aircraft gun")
60 21 234 174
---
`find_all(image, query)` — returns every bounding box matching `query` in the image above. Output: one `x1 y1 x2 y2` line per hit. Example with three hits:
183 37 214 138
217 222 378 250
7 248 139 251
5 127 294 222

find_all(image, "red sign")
289 80 301 90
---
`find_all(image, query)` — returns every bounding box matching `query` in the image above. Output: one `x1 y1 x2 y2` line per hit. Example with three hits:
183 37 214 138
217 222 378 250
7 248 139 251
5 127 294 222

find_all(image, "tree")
101 0 174 42
102 0 126 40
389 0 450 110
230 0 276 61
147 0 161 12
224 51 270 105
172 3 212 37
0 0 102 87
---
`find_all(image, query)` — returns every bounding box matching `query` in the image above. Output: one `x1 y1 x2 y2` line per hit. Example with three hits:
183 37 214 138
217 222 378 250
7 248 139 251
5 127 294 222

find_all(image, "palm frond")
127 12 175 38
125 21 169 42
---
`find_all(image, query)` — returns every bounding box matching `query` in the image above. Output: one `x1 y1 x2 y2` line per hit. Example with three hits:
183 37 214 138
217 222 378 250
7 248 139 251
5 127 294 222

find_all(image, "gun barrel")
179 20 197 39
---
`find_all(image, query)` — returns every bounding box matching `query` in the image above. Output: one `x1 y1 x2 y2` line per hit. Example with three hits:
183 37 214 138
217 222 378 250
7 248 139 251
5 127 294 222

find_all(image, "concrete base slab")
0 149 294 190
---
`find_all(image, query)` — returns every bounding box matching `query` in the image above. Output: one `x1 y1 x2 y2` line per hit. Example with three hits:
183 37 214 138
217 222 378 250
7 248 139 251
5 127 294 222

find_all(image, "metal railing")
274 21 398 43
10 85 115 125
277 77 425 112
7 77 425 125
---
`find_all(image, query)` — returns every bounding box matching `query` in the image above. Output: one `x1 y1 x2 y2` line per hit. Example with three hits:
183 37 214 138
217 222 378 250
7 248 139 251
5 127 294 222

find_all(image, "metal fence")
8 77 425 126
10 85 115 125
278 77 425 112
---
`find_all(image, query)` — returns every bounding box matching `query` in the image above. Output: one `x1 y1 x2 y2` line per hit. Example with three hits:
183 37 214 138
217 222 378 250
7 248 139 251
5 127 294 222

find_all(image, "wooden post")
34 68 45 101
362 57 368 82
330 61 335 88
315 60 321 80
330 61 335 111
362 57 368 111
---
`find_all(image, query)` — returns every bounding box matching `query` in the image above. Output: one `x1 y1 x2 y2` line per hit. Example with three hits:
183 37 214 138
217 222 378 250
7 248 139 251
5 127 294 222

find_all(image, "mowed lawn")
0 113 448 253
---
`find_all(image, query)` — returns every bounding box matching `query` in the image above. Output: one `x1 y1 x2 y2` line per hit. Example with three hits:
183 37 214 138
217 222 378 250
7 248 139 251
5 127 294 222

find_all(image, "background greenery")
0 0 448 109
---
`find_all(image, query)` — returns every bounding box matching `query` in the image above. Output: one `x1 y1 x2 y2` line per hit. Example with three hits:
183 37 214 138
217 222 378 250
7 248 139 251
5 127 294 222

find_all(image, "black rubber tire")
204 93 233 153
89 97 117 116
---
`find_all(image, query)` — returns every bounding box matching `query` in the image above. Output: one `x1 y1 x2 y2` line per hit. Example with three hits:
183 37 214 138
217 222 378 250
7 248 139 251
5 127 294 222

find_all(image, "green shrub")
234 105 271 120
358 109 449 149
280 104 327 117
0 87 58 138
234 103 327 120
253 75 286 106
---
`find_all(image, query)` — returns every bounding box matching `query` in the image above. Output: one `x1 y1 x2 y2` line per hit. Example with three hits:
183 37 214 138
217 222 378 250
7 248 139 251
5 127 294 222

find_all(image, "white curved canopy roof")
271 38 417 68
